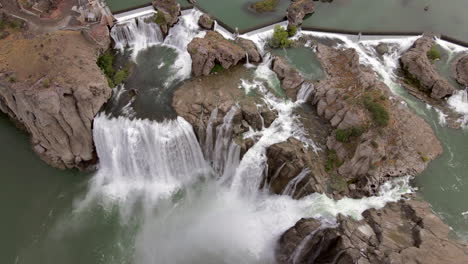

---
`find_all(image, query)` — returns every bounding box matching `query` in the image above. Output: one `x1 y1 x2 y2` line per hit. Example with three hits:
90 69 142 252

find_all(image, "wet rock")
400 35 455 99
454 54 468 87
266 138 327 197
277 198 468 264
375 43 389 55
152 0 181 36
198 14 214 30
272 56 304 99
235 37 262 63
0 30 111 169
313 44 442 197
287 0 315 26
187 32 258 76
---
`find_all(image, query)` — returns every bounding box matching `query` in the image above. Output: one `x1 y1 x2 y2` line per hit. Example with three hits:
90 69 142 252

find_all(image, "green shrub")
325 149 340 172
210 63 225 74
335 127 364 143
97 51 115 78
427 45 441 61
42 78 50 88
269 25 293 49
287 25 297 37
154 12 166 26
251 0 278 12
113 69 129 86
363 96 389 127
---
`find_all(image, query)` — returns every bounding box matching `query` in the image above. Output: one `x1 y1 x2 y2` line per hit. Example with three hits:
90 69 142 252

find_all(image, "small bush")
325 149 341 172
269 25 293 49
8 76 16 83
42 78 50 88
363 96 389 127
154 12 166 26
210 63 224 74
335 127 364 143
251 0 278 12
97 51 115 78
287 25 297 37
427 45 441 61
113 69 128 86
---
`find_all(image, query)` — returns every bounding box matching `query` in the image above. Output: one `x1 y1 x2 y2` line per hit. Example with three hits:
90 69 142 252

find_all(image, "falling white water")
282 169 311 196
448 90 468 128
78 115 212 215
296 82 314 102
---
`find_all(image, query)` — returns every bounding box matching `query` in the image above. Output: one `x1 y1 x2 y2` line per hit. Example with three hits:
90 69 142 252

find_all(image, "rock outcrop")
401 35 455 99
312 44 442 197
0 30 111 169
271 56 304 99
235 37 262 63
287 0 314 26
187 32 261 76
454 54 468 87
152 0 181 36
198 14 214 30
277 198 468 264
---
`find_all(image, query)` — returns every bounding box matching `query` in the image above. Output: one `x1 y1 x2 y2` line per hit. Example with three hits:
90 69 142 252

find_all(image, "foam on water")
448 90 468 128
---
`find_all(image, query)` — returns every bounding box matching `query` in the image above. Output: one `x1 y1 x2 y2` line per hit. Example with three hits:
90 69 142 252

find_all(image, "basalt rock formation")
152 0 181 36
198 14 214 30
287 0 315 26
0 30 111 169
400 35 455 99
312 44 442 197
277 198 468 264
271 56 304 99
187 32 261 76
235 37 262 64
454 54 468 87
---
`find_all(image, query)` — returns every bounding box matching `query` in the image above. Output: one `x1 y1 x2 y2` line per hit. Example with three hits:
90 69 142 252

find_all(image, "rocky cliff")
400 35 455 99
287 0 315 27
0 30 111 169
454 54 468 87
277 197 468 264
152 0 181 36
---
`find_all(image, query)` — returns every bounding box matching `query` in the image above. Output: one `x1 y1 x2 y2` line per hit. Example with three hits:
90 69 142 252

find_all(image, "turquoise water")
270 47 325 81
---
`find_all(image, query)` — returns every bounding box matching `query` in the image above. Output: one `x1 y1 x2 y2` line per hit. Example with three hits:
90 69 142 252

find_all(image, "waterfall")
296 82 314 102
110 15 164 54
448 89 468 128
282 169 310 197
80 115 211 210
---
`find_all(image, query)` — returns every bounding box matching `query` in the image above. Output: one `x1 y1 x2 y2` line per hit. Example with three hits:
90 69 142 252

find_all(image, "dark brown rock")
400 35 455 99
235 37 262 63
198 14 214 30
454 54 468 87
272 56 304 99
277 199 468 264
287 0 314 26
152 0 181 36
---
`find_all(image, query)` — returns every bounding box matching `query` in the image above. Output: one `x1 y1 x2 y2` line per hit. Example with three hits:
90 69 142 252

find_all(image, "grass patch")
251 0 278 12
269 25 293 49
427 45 441 61
335 127 364 143
210 63 225 74
325 149 342 172
363 95 389 127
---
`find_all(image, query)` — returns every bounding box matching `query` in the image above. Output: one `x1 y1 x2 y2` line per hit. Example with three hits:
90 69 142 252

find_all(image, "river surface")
1 6 468 264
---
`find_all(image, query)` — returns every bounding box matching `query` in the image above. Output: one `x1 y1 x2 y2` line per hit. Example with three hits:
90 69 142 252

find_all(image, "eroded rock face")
266 137 327 198
454 54 468 87
235 37 262 63
187 32 260 76
0 30 111 169
313 44 442 197
272 56 304 99
152 0 181 36
198 14 214 30
401 35 455 99
287 0 315 26
277 199 468 264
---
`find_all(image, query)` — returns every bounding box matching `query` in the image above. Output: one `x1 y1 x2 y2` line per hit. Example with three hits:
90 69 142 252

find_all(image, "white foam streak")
448 90 468 128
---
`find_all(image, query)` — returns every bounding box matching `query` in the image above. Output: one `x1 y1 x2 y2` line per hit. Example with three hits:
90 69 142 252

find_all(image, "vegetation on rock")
325 149 341 172
269 25 294 48
335 127 364 143
363 95 389 126
426 44 441 61
287 24 297 37
154 12 167 26
210 63 225 74
251 0 278 12
97 51 130 88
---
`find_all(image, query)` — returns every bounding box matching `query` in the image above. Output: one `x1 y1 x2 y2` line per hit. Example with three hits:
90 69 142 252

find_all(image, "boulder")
198 14 214 30
266 137 327 197
272 56 304 99
0 30 111 169
277 199 468 264
287 0 315 26
152 0 181 36
400 35 455 99
235 37 262 63
187 31 251 76
454 54 468 87
375 43 389 55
